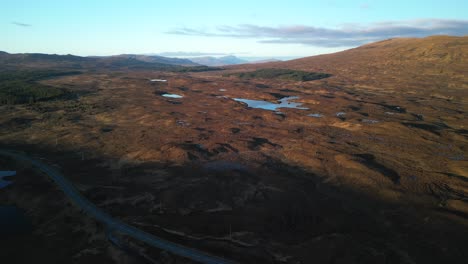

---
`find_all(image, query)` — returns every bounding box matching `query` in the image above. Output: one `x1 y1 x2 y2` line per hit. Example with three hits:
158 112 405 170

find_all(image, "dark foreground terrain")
0 36 467 263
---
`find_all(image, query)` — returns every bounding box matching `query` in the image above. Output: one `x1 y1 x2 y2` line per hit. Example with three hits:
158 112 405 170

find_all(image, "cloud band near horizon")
158 51 229 57
167 19 468 47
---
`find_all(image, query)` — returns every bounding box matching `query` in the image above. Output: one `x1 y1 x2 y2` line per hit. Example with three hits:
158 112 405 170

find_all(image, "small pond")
362 119 380 124
234 96 308 111
162 93 183 98
308 113 324 118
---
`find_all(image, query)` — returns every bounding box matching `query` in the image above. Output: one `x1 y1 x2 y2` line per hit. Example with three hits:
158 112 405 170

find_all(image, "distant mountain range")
187 55 247 66
7 35 463 77
105 54 199 66
246 58 281 64
0 52 205 71
187 55 280 66
0 50 285 70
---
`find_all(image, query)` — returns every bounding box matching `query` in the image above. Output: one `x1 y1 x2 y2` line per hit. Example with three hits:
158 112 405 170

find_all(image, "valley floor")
1 69 467 263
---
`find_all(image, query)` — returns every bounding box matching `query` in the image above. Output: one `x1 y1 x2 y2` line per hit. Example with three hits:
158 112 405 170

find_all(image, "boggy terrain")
0 36 467 263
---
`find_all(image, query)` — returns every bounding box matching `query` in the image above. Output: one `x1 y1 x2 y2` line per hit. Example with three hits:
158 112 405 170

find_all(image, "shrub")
224 68 331 81
0 70 80 104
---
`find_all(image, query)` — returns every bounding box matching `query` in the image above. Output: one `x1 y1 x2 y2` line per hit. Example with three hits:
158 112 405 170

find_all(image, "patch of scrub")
234 96 308 111
162 93 183 98
150 79 167 82
0 171 16 189
353 154 400 184
308 113 324 118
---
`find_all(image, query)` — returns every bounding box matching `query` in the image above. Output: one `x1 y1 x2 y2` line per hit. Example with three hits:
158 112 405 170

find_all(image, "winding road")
0 149 237 264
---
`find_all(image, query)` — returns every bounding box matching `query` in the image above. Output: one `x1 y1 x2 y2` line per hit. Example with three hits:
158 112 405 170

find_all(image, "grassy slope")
224 68 331 81
235 36 468 90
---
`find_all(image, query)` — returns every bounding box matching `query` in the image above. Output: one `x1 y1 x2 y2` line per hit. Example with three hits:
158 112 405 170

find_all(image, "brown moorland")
0 35 467 264
229 35 468 91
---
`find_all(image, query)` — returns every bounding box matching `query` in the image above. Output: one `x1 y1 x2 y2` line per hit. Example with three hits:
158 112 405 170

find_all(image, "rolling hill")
110 54 199 66
236 35 468 90
0 52 212 72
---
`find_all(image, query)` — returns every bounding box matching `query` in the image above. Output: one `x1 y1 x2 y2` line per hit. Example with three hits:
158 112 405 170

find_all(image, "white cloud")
167 19 468 47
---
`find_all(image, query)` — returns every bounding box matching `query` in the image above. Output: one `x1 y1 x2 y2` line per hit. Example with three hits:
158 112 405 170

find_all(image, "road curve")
0 149 237 264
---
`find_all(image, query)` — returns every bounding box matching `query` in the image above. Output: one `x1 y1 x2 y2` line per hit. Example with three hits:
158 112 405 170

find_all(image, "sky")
2 0 467 59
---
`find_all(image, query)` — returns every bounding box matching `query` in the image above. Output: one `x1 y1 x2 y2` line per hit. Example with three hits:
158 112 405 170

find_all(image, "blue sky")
2 0 467 59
